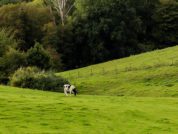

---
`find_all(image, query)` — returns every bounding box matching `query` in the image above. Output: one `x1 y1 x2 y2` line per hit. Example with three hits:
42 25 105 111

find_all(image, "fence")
60 57 178 81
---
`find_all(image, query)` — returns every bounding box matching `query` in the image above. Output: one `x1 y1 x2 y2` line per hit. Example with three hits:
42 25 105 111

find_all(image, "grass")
2 46 178 133
57 45 178 97
1 86 178 134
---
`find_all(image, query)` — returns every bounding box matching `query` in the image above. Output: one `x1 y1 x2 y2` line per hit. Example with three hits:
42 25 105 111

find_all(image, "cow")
64 84 77 96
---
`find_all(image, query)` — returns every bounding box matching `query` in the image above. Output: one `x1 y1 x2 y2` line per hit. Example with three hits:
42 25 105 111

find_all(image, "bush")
0 28 21 84
10 67 68 92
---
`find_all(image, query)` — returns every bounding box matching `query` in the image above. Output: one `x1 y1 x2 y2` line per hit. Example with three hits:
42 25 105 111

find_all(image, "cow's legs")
69 89 73 96
64 89 68 96
73 89 77 96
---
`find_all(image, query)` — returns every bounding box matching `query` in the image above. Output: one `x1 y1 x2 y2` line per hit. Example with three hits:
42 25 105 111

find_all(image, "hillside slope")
57 46 178 97
1 86 178 133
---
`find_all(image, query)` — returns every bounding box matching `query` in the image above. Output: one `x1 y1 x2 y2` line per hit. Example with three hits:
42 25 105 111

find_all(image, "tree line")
0 0 177 83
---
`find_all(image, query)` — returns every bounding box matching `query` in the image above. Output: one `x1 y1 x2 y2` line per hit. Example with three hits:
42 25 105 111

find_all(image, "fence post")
115 66 118 74
102 67 105 74
129 63 132 71
68 72 70 78
125 66 127 72
171 58 174 66
90 68 93 76
77 71 80 78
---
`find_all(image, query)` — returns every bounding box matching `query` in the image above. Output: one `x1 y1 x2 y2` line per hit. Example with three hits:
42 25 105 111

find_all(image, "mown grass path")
0 86 178 134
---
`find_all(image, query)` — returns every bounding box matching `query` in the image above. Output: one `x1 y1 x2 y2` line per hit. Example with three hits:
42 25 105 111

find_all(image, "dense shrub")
10 67 68 92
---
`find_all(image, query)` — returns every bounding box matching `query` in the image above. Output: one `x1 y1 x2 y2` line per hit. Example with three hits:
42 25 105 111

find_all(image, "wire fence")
60 58 178 81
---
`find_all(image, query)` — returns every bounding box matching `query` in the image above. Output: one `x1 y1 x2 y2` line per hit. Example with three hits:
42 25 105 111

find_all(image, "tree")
0 3 53 51
0 28 24 84
0 0 32 6
153 1 178 47
0 28 17 57
58 0 142 69
44 0 74 25
26 42 51 69
0 49 26 84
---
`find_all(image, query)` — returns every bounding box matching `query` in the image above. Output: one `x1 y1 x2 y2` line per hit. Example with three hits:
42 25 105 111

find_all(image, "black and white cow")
64 84 77 96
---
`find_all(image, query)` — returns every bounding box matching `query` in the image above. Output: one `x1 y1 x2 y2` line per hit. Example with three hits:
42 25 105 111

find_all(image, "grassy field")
1 46 178 133
0 86 178 134
57 46 178 97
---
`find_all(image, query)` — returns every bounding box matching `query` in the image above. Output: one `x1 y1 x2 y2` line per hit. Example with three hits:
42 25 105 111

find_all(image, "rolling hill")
57 45 178 97
1 46 178 133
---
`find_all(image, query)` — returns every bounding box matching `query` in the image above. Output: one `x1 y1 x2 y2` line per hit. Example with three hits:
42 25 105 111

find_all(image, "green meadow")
0 0 177 133
0 86 178 134
57 46 178 97
1 46 178 133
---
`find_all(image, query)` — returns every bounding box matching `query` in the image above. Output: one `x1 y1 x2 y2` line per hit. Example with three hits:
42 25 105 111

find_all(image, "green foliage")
0 0 31 6
0 2 62 71
129 0 159 45
0 3 52 51
58 0 143 69
46 46 63 71
153 1 178 46
42 23 64 70
10 66 68 92
26 42 51 69
0 0 178 71
0 49 26 84
0 28 17 57
0 28 23 84
57 0 177 69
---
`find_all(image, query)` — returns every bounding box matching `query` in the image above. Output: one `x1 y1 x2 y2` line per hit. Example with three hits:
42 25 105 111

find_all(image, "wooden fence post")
102 67 105 74
68 72 70 78
77 71 80 78
90 68 93 76
115 66 118 74
171 58 174 66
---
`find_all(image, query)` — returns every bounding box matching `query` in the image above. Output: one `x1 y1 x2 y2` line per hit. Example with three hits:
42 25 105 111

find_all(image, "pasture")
1 46 178 133
0 86 178 134
57 46 178 97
